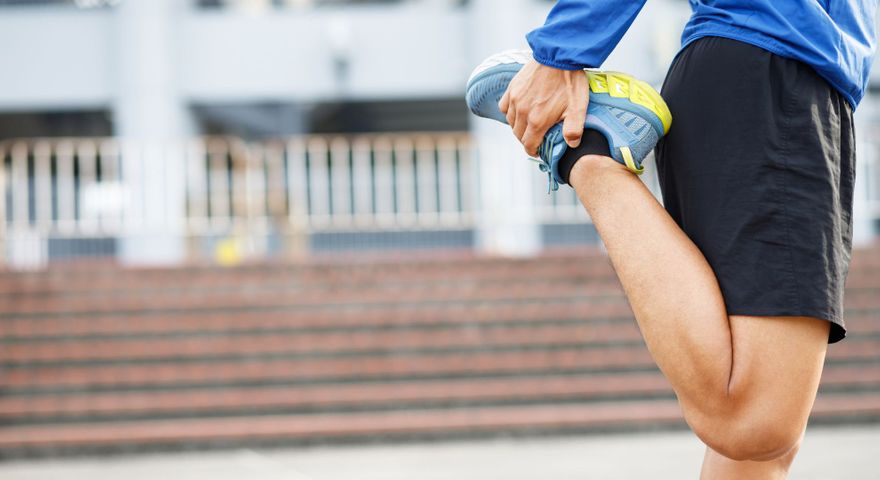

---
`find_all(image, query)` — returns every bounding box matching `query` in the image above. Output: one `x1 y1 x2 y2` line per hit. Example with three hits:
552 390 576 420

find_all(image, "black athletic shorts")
655 36 855 344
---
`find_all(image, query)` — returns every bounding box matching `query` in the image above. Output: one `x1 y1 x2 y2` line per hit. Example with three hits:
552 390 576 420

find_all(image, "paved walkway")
1 425 877 479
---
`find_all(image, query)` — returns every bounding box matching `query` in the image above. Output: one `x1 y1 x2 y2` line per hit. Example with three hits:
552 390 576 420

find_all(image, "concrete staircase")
1 246 879 457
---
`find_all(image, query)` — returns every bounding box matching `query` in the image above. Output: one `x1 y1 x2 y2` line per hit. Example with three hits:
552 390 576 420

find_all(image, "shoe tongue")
538 125 562 159
540 126 567 173
549 140 568 163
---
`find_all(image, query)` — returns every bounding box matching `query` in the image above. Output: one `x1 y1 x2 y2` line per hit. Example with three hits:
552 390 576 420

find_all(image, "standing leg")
700 429 804 479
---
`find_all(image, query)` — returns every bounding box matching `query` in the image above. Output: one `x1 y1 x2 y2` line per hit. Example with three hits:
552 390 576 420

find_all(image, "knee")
691 414 804 462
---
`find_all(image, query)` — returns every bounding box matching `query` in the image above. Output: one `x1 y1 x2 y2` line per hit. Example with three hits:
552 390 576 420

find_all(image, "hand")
499 60 589 157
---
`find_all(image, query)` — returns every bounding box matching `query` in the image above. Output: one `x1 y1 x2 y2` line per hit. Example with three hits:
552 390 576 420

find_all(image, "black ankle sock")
557 129 611 185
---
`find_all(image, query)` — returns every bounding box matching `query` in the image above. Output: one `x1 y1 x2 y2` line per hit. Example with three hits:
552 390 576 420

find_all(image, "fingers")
508 101 551 156
505 95 531 144
505 98 517 130
521 122 545 157
501 89 518 130
512 108 529 142
562 101 588 148
499 90 510 115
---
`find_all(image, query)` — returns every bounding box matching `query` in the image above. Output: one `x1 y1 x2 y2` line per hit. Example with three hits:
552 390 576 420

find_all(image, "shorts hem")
725 307 846 344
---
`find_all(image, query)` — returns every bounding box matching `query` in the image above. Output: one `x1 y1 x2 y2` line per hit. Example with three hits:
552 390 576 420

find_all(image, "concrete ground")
1 425 878 480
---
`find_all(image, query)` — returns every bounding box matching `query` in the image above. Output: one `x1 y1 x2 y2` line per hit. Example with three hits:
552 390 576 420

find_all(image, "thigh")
656 36 854 344
726 315 830 430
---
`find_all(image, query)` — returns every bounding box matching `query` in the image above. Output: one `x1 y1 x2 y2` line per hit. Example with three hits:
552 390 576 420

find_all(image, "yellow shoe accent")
620 146 644 175
587 74 609 94
605 73 631 98
586 71 673 135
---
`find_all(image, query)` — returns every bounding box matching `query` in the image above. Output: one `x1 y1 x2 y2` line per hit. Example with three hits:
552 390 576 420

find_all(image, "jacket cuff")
530 52 584 71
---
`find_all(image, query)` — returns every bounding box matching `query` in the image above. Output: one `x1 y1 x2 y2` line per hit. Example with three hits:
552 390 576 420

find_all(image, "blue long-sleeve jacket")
526 1 878 108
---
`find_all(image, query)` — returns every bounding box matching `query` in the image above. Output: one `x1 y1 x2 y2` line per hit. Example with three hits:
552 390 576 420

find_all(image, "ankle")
567 154 629 192
570 152 625 177
556 129 611 184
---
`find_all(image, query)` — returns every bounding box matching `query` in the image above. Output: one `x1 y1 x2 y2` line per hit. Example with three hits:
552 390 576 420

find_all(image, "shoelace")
536 128 563 193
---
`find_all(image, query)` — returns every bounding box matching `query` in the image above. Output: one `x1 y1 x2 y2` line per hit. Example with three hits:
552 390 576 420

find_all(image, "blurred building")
0 0 877 267
0 0 687 139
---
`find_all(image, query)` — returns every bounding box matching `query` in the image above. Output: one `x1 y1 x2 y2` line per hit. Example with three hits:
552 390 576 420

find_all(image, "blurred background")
0 0 878 478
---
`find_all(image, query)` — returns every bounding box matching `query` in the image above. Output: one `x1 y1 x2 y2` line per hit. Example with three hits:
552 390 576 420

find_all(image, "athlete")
466 1 877 478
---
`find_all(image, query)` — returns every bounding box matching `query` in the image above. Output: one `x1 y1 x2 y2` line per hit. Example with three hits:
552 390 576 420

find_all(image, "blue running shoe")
466 49 672 191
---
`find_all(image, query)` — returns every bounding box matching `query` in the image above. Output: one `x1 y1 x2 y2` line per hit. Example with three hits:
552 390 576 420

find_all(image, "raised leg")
568 154 829 463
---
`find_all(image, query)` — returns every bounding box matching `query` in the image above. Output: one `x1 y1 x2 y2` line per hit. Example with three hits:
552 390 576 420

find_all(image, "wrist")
531 52 586 72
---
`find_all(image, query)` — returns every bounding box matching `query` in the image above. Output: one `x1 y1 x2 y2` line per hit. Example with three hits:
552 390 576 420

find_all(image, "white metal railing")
857 140 880 242
0 134 474 232
0 133 475 265
184 134 475 232
2 133 879 267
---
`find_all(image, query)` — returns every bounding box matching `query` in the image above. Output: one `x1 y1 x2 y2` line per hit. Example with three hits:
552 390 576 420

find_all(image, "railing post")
7 142 46 269
853 141 876 246
114 0 192 266
470 0 542 257
472 122 542 256
853 106 878 246
285 138 310 258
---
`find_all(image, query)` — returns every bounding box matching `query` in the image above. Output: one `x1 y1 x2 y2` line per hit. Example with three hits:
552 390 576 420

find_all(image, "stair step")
0 372 673 420
2 247 878 296
5 319 880 365
0 261 619 297
1 322 647 364
6 338 879 392
0 281 628 316
2 301 629 339
3 364 879 421
2 393 878 454
3 306 878 344
0 251 604 289
0 400 690 451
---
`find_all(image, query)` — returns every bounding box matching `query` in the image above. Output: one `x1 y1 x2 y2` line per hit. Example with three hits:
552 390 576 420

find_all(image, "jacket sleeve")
526 0 649 70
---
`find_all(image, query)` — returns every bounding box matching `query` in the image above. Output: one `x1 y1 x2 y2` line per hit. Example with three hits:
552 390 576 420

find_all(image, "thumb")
562 103 587 148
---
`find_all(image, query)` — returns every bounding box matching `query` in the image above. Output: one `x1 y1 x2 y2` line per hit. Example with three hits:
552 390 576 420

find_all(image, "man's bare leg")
567 154 829 468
